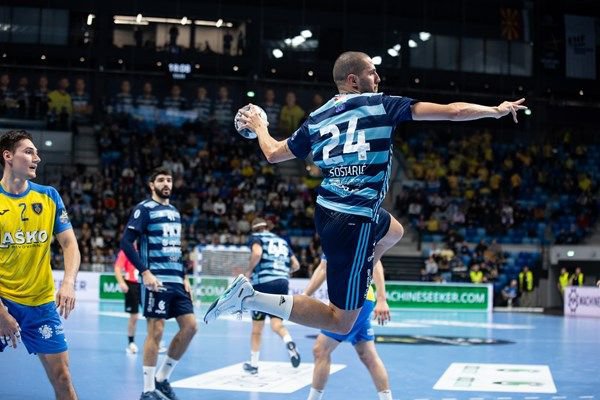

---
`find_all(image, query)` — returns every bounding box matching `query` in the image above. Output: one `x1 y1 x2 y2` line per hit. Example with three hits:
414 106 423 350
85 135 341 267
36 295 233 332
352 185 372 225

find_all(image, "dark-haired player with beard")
121 167 197 400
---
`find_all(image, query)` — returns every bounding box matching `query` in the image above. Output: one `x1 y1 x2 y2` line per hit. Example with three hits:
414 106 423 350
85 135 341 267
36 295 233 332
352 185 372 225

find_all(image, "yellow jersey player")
0 129 81 400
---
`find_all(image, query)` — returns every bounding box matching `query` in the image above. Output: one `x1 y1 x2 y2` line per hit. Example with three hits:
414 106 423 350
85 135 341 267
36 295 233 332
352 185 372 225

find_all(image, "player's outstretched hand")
56 281 76 319
373 299 391 326
0 307 21 349
497 98 527 123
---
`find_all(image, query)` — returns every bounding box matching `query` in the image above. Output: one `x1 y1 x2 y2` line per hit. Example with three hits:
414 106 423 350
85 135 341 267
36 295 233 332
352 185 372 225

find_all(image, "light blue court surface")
2 302 598 400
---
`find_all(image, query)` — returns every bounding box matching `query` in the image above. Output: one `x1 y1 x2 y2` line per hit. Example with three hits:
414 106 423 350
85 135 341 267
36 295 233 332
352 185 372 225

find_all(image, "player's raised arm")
237 104 296 163
411 98 527 123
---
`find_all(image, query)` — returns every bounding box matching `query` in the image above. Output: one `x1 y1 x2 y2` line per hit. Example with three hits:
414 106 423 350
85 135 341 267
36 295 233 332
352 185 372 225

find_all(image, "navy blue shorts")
375 208 392 243
315 206 392 310
0 297 67 355
141 282 194 319
315 205 378 310
252 279 289 321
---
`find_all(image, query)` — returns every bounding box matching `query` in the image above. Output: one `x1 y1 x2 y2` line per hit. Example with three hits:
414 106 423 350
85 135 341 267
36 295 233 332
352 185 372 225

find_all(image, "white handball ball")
234 104 269 139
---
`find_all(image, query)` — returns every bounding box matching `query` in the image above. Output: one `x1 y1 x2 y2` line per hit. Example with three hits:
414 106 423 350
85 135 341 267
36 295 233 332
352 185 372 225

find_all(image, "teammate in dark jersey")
242 218 300 374
121 167 197 400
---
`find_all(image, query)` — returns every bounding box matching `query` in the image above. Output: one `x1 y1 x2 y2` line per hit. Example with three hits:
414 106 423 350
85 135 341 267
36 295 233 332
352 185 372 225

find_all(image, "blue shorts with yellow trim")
321 300 375 345
315 205 391 310
0 297 67 355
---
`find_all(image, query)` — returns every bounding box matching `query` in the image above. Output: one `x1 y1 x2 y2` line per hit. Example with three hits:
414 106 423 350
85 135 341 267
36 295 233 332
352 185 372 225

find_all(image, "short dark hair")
0 130 33 167
148 167 172 183
332 51 370 85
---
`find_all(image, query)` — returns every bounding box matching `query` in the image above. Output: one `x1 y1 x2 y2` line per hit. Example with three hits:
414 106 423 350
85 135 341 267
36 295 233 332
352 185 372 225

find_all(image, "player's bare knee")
51 365 72 389
182 321 198 338
312 342 331 361
357 348 378 367
269 318 283 332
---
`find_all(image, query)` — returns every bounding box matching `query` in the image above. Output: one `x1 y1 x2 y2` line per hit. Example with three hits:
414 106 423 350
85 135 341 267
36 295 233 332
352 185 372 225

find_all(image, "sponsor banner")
52 270 99 302
564 286 600 318
385 282 493 312
564 15 596 79
58 272 492 313
99 274 123 300
434 363 557 393
172 361 345 393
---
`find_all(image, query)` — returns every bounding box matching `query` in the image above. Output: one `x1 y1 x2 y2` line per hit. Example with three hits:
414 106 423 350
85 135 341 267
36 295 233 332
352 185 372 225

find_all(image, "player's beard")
154 186 171 199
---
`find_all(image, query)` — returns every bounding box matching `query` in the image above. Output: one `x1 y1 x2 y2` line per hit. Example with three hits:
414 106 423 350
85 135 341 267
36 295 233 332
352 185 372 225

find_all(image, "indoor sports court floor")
3 301 598 400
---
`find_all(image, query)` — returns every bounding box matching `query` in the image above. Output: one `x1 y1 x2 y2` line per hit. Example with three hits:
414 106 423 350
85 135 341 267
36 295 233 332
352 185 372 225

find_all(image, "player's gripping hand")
142 270 164 292
237 103 269 136
0 305 21 348
56 279 77 319
373 298 391 326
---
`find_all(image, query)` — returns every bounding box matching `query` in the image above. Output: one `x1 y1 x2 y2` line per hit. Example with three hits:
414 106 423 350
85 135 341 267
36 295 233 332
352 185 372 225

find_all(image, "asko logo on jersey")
0 230 49 248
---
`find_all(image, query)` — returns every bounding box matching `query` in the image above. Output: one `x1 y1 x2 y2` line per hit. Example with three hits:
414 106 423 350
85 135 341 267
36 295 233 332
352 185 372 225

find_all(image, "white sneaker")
203 275 254 324
126 342 138 354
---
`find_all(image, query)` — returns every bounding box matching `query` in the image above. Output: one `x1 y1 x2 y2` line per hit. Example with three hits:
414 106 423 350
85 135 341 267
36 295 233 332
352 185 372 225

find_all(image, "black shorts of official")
124 280 140 314
251 279 289 321
315 204 378 311
141 282 194 319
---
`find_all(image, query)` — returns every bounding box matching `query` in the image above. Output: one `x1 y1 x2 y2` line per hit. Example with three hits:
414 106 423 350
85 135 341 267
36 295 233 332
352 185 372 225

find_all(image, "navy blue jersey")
136 94 159 108
192 98 213 123
163 96 188 110
248 231 294 285
287 93 414 220
113 92 135 114
213 99 234 127
125 200 184 284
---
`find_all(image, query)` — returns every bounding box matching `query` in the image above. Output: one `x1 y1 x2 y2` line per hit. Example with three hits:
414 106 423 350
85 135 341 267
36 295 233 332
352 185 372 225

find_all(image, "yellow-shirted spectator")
483 146 494 162
448 157 462 173
490 173 502 191
557 267 570 295
477 165 489 182
510 173 522 189
470 265 484 283
503 157 514 171
570 267 584 286
578 174 592 192
412 162 424 179
241 162 254 177
447 174 459 192
464 186 475 200
48 78 73 116
279 91 305 136
426 217 439 232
